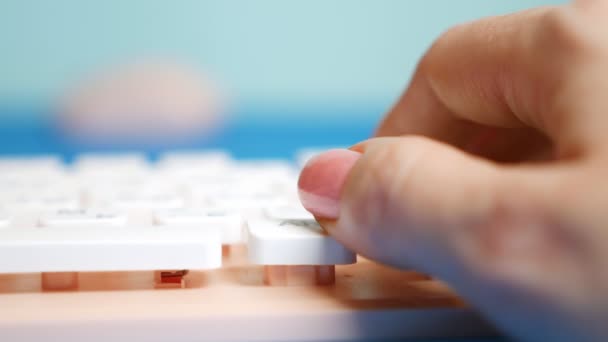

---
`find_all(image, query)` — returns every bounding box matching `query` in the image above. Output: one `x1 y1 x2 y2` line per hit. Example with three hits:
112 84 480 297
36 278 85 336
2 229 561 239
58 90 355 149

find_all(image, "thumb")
298 137 607 340
298 136 562 280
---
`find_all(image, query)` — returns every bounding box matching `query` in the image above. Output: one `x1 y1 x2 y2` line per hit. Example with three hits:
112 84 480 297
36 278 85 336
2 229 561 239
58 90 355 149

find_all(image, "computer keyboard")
0 150 496 341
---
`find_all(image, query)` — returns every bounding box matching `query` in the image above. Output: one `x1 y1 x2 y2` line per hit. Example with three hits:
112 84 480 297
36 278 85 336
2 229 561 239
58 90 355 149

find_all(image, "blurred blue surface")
0 105 380 160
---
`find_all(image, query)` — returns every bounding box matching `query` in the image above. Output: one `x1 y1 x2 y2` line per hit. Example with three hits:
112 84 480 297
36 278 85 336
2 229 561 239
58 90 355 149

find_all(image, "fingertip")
298 149 362 219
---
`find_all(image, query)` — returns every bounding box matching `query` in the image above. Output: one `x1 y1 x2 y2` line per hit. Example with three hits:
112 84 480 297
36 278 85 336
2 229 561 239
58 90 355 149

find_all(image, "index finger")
376 3 608 161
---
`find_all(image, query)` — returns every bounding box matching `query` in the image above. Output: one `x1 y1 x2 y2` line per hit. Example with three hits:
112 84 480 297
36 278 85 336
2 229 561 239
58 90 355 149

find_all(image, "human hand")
299 1 608 340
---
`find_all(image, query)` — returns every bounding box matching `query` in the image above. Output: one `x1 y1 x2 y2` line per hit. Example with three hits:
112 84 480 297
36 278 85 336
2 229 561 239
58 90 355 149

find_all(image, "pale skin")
298 1 608 340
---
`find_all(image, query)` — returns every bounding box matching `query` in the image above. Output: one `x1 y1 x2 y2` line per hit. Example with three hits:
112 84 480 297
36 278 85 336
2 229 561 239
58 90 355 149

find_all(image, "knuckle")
420 22 467 73
536 7 600 61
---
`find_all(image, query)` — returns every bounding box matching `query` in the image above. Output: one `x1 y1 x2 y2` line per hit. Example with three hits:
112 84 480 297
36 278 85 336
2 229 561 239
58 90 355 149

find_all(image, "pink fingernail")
298 149 362 219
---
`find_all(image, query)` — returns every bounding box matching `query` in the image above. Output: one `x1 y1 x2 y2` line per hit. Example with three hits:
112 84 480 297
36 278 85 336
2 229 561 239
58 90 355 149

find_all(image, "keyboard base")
0 247 497 341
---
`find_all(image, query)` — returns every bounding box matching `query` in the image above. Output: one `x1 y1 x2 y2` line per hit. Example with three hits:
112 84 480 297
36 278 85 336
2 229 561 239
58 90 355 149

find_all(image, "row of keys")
0 150 353 277
0 204 315 240
0 153 305 215
0 150 307 173
0 206 353 273
0 148 339 180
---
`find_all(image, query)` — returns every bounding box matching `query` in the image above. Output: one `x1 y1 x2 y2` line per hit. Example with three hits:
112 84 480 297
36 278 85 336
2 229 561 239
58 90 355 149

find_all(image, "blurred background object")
0 0 566 159
56 61 224 145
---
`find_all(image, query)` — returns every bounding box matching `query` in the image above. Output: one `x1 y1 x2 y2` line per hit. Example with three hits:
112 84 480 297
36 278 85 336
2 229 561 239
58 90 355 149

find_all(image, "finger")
298 140 568 275
376 8 552 138
376 4 608 160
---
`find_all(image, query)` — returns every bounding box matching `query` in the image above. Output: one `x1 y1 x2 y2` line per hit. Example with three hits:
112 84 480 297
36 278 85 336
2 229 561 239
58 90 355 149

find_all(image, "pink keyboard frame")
0 247 497 341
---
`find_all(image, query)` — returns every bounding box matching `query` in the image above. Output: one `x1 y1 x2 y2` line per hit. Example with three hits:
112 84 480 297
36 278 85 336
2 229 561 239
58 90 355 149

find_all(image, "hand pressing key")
299 1 608 341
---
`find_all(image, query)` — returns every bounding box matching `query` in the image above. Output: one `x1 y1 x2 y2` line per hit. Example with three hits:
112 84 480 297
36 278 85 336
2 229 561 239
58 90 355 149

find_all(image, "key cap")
264 205 314 221
39 209 127 227
1 192 81 211
109 193 184 210
0 226 222 273
73 153 150 178
85 183 184 210
0 176 69 193
232 160 297 182
177 163 294 192
0 156 63 173
208 193 288 218
157 150 233 176
0 211 11 228
154 208 244 244
0 156 67 182
189 181 285 201
247 218 355 265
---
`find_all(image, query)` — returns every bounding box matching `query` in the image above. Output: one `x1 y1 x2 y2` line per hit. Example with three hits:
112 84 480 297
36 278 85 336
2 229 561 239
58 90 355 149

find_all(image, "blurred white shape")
56 61 225 143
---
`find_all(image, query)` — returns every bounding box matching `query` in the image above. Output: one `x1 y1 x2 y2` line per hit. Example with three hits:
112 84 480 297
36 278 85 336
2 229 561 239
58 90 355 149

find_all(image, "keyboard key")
264 205 314 221
208 193 288 217
0 176 72 194
247 219 356 265
188 180 284 200
73 153 150 177
39 209 127 227
154 208 244 244
234 160 296 179
0 212 11 228
85 184 184 210
0 157 67 185
157 150 233 176
0 156 63 173
0 226 222 273
0 192 81 211
110 193 184 210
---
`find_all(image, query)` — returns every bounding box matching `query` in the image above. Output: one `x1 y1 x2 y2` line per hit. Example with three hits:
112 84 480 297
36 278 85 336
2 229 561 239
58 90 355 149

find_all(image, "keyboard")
0 150 496 341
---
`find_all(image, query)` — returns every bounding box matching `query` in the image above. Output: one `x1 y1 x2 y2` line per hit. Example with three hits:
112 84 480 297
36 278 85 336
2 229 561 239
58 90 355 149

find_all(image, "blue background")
0 0 565 110
0 0 566 160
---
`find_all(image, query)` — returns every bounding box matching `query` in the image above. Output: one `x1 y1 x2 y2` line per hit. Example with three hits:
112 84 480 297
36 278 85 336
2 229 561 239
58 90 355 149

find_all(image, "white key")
189 181 284 201
158 150 233 175
39 209 127 227
0 176 66 193
109 193 184 210
81 176 176 199
0 156 63 172
86 184 184 210
0 211 11 228
154 208 244 244
247 219 356 265
264 205 314 221
1 192 80 211
232 160 297 182
0 226 222 273
208 193 288 216
73 153 150 176
0 157 66 182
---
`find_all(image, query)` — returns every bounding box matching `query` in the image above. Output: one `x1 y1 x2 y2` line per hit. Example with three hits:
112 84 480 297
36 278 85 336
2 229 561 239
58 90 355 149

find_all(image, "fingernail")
298 149 362 219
